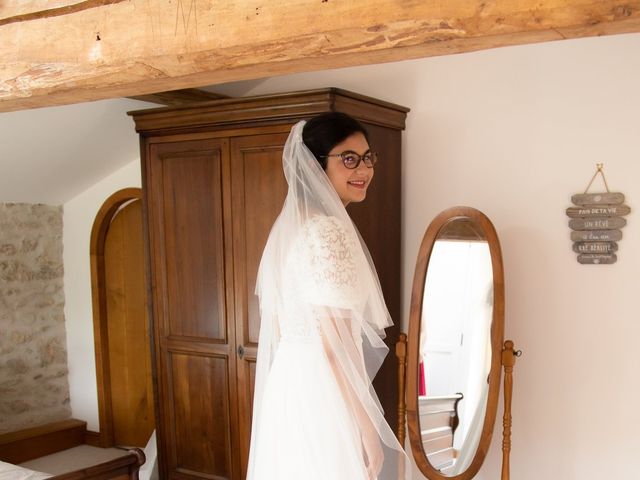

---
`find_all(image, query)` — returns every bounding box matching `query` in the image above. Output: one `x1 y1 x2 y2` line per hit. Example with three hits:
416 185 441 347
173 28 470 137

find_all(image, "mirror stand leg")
396 333 408 479
501 340 520 480
396 333 408 446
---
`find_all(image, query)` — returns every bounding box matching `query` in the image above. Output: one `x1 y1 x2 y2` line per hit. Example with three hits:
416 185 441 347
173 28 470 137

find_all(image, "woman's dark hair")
302 112 370 170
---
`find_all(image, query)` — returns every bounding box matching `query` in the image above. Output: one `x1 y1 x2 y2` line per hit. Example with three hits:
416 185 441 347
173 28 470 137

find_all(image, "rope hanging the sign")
583 163 610 194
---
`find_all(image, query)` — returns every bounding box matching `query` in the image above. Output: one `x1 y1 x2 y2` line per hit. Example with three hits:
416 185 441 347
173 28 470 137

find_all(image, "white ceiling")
0 78 270 206
0 97 157 205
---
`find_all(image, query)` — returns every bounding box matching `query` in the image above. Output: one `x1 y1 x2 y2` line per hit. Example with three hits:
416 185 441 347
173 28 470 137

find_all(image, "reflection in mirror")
419 218 492 475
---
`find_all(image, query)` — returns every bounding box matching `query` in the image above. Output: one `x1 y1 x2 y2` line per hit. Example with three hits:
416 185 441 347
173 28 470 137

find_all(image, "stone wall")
0 203 71 433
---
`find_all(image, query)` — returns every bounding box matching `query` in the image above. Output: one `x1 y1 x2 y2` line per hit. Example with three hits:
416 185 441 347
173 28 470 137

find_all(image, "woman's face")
325 132 374 206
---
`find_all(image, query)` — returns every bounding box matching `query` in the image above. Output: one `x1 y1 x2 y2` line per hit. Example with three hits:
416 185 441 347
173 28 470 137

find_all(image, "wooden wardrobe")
129 88 409 480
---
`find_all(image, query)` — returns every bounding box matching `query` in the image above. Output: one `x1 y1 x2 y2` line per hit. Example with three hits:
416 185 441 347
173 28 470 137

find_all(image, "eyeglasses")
321 150 378 169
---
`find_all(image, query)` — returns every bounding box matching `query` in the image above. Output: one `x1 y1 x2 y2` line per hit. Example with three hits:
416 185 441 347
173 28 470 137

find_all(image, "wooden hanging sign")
566 164 630 265
572 242 618 254
571 192 625 205
577 253 617 265
570 229 622 242
568 217 626 230
565 204 630 218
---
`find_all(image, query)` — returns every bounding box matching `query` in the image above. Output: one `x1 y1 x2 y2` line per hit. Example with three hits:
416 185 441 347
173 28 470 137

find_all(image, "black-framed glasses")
321 150 378 169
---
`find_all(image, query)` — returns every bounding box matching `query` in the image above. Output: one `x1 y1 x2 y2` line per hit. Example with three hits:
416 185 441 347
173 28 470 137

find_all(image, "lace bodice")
280 215 367 339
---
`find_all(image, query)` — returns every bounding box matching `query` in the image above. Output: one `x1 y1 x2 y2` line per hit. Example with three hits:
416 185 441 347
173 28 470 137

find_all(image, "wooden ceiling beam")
1 0 639 112
128 88 229 106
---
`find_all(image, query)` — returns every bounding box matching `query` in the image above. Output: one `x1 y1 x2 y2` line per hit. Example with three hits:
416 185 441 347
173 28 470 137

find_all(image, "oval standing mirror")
406 206 504 480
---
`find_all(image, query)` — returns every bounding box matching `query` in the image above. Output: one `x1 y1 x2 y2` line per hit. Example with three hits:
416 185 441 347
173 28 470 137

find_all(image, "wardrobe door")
145 138 240 480
229 132 290 478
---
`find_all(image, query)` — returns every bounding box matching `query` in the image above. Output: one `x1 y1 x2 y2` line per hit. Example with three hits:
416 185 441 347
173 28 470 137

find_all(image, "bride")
247 112 410 480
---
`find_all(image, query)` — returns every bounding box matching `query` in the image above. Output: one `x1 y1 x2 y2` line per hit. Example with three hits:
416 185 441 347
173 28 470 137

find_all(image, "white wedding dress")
250 215 370 480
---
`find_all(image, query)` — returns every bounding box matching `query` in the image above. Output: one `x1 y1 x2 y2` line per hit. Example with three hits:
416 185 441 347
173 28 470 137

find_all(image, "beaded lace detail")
280 216 365 340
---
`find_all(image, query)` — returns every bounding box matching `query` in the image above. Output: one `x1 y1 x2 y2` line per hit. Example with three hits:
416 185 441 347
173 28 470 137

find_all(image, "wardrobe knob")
237 345 245 359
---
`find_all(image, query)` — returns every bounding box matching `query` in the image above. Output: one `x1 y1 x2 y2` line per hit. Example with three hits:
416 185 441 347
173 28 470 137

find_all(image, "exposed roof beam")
1 0 639 112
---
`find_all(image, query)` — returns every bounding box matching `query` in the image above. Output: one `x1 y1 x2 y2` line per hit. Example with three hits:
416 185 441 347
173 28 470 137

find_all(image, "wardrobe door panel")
230 133 289 348
229 132 289 478
170 353 232 477
159 149 227 340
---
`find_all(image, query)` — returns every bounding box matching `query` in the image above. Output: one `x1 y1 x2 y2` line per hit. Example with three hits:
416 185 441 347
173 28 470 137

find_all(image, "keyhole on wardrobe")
237 345 245 359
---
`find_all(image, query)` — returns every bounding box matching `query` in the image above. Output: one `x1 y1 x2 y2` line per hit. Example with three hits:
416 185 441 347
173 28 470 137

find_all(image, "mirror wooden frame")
406 206 505 480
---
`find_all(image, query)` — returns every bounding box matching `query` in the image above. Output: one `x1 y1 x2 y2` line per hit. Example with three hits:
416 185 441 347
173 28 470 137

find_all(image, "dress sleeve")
298 216 367 310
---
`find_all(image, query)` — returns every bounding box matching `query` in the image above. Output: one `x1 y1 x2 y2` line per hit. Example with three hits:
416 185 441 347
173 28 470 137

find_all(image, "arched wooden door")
91 188 155 448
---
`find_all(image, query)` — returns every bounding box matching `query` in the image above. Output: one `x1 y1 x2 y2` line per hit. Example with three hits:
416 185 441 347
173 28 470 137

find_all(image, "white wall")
63 160 141 431
214 33 640 479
